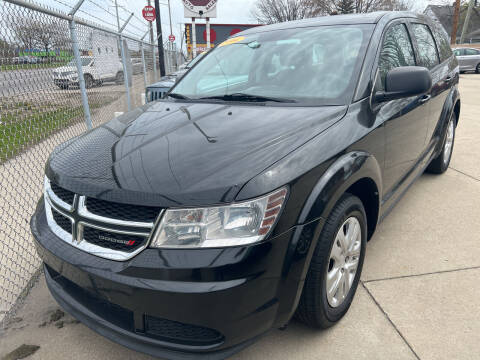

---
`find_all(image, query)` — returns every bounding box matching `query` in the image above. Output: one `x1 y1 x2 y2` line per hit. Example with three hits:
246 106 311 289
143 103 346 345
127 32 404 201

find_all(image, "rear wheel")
84 74 93 89
476 63 480 74
295 194 367 328
426 112 456 174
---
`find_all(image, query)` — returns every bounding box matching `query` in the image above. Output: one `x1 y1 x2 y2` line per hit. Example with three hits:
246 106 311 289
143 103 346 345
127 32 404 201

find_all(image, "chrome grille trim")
44 177 76 212
44 176 163 261
45 194 74 243
78 196 155 228
76 222 151 261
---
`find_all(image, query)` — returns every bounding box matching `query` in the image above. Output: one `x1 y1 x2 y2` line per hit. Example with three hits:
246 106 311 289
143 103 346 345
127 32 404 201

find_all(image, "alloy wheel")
443 118 455 165
326 217 362 308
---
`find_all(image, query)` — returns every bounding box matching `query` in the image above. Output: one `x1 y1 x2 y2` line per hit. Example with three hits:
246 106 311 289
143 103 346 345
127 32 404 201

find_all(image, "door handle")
444 76 453 83
419 94 431 104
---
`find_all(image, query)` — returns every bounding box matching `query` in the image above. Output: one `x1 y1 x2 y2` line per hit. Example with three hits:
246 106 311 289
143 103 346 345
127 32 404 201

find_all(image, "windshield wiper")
168 93 190 100
199 93 296 103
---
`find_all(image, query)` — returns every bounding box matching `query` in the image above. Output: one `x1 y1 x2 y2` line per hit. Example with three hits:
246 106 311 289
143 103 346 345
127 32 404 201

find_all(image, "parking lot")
1 74 479 360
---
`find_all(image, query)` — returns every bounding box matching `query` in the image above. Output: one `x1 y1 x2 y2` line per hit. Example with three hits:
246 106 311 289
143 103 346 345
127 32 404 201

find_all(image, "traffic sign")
142 6 156 22
168 34 176 42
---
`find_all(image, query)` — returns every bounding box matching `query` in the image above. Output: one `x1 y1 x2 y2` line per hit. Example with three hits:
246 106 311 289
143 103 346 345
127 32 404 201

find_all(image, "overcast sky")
40 0 446 49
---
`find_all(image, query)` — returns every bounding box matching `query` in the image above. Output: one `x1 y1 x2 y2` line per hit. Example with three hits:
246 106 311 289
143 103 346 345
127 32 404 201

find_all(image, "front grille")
149 90 165 102
85 197 161 223
45 176 157 260
50 182 75 205
82 226 147 252
145 315 224 346
51 208 72 234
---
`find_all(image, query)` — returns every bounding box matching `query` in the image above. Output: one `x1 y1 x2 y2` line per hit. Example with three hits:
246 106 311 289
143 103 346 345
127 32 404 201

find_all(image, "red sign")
169 34 176 42
142 6 156 22
203 29 216 42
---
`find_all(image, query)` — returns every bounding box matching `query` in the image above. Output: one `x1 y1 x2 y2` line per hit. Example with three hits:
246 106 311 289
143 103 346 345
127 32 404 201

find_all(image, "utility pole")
460 0 475 43
154 0 166 76
451 0 461 45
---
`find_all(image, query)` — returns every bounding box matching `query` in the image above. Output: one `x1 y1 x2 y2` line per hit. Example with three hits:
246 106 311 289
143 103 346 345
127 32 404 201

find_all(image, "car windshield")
186 53 204 68
171 25 373 105
66 58 91 66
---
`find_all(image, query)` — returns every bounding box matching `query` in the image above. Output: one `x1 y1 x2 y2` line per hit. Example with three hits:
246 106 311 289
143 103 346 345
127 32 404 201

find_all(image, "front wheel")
476 63 480 74
426 112 456 174
295 194 367 328
115 71 124 85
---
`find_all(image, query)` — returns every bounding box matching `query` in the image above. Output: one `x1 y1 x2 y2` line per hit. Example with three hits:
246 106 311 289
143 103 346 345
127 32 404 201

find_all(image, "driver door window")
378 23 416 90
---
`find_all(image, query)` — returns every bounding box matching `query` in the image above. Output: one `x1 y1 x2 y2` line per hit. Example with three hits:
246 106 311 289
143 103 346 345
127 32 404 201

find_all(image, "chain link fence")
0 0 182 328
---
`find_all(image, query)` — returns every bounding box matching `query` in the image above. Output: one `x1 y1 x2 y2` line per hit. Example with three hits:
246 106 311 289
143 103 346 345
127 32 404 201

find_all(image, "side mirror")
373 66 432 103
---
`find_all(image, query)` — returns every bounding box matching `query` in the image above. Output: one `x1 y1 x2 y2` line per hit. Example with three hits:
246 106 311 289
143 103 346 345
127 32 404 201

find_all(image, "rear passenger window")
412 23 440 69
453 49 463 56
430 23 452 62
378 23 416 89
465 48 480 55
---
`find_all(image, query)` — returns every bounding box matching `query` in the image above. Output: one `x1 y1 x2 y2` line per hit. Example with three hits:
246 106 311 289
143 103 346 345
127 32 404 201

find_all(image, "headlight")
150 187 287 248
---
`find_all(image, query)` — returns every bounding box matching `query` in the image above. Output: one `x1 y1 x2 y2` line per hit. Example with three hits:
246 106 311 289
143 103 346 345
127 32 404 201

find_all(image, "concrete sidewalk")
1 75 479 360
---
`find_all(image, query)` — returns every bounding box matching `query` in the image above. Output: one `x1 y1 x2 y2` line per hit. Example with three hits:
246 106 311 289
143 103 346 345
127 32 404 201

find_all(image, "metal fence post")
141 43 147 89
152 43 158 81
69 19 92 130
119 36 132 111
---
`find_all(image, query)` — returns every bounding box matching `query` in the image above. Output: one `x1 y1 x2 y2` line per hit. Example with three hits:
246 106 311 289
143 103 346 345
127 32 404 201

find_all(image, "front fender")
298 151 382 225
284 151 382 281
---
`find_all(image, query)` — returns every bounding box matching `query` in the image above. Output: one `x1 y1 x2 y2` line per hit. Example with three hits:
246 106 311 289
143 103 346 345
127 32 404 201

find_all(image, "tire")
476 63 480 74
295 193 367 329
115 71 124 85
84 74 93 89
426 112 456 174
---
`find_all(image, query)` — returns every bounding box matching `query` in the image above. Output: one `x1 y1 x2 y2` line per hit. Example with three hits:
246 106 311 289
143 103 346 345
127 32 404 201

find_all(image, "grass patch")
0 106 84 163
0 62 69 71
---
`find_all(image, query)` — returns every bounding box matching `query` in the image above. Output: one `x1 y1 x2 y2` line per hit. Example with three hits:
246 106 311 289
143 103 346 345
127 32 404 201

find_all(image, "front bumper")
31 199 320 359
54 78 78 87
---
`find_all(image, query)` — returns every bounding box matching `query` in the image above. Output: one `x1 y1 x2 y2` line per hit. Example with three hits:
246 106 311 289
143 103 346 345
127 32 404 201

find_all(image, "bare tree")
252 0 417 24
10 16 37 50
251 0 328 24
10 16 69 57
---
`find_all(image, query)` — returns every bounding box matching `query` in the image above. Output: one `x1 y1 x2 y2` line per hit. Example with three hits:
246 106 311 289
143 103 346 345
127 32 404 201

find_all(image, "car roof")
238 11 419 36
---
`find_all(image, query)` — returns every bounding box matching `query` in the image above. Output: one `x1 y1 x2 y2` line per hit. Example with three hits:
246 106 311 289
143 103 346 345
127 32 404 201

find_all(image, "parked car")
145 53 206 102
453 47 480 73
32 12 459 359
53 56 124 89
54 30 123 89
145 75 176 102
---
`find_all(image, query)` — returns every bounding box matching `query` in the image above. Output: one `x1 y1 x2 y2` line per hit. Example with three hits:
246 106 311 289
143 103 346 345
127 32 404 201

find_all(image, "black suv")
31 12 460 360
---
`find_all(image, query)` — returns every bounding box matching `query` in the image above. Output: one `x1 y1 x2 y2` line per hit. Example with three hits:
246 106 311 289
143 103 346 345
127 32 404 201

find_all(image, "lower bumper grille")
45 265 224 347
145 315 224 346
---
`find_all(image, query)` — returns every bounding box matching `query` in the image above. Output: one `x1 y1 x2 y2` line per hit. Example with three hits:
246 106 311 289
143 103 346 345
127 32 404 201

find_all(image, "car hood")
47 101 347 207
54 65 78 73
